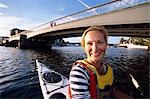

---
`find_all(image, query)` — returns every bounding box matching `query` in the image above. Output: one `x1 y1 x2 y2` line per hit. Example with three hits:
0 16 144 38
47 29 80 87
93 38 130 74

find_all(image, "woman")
68 26 132 99
68 26 113 99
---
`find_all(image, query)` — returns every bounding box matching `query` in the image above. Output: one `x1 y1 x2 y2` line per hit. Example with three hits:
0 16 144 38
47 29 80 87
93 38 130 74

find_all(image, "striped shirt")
69 62 108 99
69 63 91 98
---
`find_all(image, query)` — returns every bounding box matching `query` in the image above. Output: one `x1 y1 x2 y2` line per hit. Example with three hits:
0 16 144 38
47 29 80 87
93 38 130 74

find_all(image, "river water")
0 46 149 99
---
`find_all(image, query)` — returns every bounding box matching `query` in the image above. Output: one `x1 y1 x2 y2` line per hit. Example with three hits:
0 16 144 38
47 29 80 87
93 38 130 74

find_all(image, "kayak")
36 59 69 99
36 59 133 99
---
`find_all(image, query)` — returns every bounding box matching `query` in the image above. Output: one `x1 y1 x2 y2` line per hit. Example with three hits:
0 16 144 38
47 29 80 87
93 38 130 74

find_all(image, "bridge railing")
10 0 149 38
29 0 148 31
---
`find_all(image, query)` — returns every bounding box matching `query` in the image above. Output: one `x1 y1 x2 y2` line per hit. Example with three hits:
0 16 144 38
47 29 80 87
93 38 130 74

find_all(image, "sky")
0 0 130 44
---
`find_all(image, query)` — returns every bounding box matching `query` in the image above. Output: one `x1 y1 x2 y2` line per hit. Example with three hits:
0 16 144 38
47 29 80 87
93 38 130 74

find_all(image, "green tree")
120 38 125 44
129 37 150 46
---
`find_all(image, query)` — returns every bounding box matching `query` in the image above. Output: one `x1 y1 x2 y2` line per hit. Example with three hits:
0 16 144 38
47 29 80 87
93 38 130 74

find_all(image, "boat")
36 59 134 99
36 59 69 99
127 44 148 50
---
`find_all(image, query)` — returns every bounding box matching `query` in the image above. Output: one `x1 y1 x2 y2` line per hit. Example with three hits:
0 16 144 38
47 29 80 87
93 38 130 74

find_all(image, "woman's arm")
69 65 90 98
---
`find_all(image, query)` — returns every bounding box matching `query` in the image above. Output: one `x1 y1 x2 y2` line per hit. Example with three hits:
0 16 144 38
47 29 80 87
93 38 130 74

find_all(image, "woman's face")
84 30 107 64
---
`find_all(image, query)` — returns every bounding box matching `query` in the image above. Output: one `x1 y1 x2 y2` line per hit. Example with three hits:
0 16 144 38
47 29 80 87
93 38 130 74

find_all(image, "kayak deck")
36 59 69 99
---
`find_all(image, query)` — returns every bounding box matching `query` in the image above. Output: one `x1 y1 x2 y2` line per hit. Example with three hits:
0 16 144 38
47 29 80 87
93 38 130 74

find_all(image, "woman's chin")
92 58 101 63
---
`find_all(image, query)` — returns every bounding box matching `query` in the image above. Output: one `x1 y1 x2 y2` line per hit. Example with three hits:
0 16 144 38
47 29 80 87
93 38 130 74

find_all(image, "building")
0 36 9 45
10 28 26 36
0 36 9 41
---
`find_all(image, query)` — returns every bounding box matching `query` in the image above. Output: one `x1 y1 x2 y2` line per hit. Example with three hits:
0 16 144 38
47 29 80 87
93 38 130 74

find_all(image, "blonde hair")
81 26 108 49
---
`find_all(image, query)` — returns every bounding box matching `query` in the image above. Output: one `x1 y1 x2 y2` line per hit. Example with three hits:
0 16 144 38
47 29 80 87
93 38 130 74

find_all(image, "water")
0 46 149 99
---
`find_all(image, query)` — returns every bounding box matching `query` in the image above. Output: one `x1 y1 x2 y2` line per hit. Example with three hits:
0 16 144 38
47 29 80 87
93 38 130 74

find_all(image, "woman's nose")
92 43 97 52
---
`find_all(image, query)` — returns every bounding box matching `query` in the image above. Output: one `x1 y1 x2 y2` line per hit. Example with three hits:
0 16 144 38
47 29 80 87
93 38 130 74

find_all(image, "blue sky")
0 0 129 44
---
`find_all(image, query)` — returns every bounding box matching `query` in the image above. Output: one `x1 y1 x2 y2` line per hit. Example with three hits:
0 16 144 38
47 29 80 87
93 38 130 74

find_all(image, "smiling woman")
82 26 108 66
68 26 114 99
68 26 133 99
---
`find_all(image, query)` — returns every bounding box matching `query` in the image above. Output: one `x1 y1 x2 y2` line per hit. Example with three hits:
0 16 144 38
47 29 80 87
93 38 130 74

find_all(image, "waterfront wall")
2 35 52 49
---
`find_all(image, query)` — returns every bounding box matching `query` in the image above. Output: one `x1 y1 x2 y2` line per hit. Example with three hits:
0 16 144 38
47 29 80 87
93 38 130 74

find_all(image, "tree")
120 38 125 44
128 37 150 46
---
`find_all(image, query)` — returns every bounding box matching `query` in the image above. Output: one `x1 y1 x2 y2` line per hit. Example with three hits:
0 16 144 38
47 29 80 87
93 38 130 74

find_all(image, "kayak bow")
36 59 69 99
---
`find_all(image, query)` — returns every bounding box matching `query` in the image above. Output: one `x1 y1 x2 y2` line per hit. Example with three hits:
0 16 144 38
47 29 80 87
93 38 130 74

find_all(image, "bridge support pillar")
5 40 9 47
18 35 28 49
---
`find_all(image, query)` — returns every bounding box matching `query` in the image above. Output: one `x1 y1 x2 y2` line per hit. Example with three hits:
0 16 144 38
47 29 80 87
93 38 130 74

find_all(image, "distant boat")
118 44 127 48
127 44 148 50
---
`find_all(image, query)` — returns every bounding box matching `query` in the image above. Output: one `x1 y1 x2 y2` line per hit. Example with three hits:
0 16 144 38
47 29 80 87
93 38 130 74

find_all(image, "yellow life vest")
78 60 114 98
81 60 113 90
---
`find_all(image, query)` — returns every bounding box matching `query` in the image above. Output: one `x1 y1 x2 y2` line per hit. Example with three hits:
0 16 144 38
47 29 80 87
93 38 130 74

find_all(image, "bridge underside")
31 23 149 41
2 23 149 49
3 35 52 49
105 23 149 37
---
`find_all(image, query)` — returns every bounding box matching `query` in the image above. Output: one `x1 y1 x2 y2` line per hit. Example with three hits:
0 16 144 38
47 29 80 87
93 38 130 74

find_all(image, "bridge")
2 0 150 48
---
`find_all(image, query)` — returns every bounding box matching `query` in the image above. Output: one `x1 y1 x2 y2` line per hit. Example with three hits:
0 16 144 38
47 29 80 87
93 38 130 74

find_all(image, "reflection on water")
0 46 149 98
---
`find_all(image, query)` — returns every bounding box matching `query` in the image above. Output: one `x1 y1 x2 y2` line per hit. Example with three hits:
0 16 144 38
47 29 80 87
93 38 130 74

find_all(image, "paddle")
129 74 144 96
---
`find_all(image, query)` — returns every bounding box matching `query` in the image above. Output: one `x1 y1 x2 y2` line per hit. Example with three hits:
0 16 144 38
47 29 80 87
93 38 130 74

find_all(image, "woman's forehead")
85 31 105 40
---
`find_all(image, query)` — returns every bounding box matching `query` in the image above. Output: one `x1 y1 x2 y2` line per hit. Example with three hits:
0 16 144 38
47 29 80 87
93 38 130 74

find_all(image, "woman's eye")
87 42 92 45
98 41 103 44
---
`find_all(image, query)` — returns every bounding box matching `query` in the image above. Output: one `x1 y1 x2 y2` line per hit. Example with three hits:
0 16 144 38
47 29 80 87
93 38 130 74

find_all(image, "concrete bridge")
3 0 150 48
